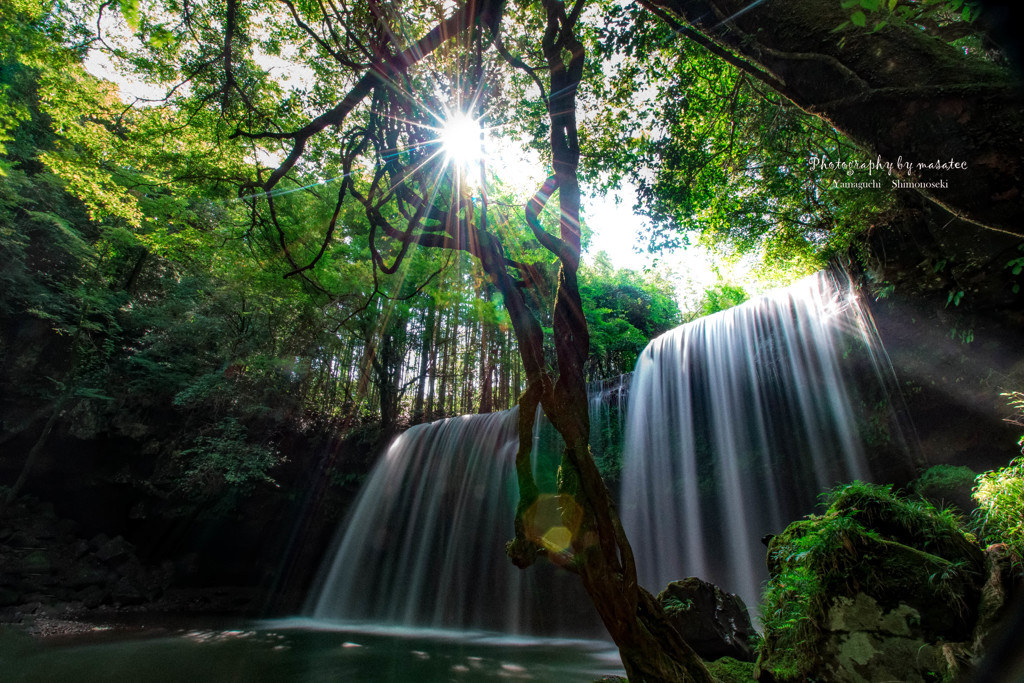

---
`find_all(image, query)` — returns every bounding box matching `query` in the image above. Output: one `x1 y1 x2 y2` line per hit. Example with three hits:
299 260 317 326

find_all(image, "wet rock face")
657 577 757 662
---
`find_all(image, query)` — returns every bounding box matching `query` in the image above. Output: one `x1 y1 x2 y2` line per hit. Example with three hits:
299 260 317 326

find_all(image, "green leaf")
148 26 176 49
851 11 867 26
888 0 898 10
118 0 140 31
841 0 860 7
860 0 880 11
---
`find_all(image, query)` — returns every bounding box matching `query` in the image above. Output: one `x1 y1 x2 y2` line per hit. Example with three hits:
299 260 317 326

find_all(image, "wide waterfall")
308 269 909 636
306 409 601 636
621 269 911 614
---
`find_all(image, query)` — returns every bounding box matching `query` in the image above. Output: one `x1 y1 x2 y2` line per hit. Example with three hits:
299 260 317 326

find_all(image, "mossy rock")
911 464 978 514
758 482 986 683
705 656 756 682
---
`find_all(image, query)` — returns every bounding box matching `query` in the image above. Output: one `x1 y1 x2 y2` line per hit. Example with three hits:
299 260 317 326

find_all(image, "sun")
439 113 485 168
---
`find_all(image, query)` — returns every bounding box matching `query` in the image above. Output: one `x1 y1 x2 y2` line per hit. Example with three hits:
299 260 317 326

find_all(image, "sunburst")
439 112 485 168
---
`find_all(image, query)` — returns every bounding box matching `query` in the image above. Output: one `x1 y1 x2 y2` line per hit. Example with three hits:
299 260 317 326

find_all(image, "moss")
704 656 756 682
911 464 978 513
662 595 694 616
758 481 985 682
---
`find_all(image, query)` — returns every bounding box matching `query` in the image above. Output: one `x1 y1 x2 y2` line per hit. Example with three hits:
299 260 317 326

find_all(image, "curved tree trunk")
495 3 714 680
240 0 714 675
645 0 1024 238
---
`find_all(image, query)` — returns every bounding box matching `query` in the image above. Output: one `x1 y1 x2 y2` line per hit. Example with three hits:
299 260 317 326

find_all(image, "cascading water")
620 269 912 615
308 269 909 638
306 409 601 636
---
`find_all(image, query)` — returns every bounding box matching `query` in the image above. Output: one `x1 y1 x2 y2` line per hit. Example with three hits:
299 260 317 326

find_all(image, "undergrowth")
972 392 1024 573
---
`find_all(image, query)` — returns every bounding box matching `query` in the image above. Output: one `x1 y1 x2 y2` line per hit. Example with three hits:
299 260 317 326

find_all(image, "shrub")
972 391 1024 572
973 458 1024 569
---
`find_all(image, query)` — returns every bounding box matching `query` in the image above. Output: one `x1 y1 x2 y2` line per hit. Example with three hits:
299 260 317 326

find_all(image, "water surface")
2 617 623 682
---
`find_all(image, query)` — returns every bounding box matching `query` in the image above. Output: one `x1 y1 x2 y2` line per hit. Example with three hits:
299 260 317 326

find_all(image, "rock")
88 534 110 551
70 539 89 559
7 532 36 548
66 563 109 589
20 551 51 575
658 577 757 662
0 587 23 607
756 482 988 683
818 593 947 683
111 577 145 606
78 585 110 609
96 536 132 564
25 515 60 541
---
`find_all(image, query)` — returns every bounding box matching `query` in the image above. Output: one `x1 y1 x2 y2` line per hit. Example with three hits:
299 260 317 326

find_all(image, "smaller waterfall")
307 409 601 636
621 270 911 614
589 376 630 484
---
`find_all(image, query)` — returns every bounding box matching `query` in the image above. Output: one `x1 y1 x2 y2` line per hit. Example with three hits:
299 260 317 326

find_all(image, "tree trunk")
490 3 714 680
479 307 493 414
6 396 66 504
413 299 435 423
436 306 451 419
426 314 439 420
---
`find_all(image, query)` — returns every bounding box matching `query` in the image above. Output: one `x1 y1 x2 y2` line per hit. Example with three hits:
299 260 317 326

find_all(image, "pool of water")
1 617 624 682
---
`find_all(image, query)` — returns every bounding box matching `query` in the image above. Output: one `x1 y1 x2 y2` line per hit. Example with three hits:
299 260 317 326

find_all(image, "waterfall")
306 409 601 636
308 269 909 635
620 270 910 614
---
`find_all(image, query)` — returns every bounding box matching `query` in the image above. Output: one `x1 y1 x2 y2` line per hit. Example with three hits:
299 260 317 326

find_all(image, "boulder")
658 577 757 662
96 536 133 564
816 593 948 683
910 464 978 515
756 482 989 683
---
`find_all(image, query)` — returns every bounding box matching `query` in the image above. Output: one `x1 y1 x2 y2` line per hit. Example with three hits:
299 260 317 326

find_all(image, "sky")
478 125 742 309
